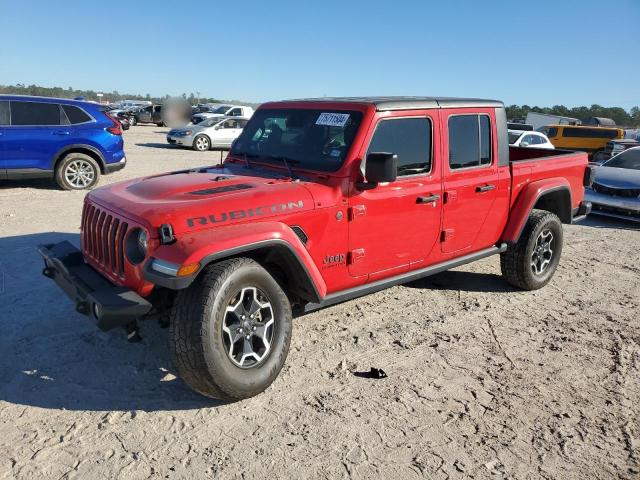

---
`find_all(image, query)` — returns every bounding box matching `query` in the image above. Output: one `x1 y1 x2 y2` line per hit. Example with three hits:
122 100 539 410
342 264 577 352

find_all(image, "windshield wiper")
265 155 300 179
243 152 252 169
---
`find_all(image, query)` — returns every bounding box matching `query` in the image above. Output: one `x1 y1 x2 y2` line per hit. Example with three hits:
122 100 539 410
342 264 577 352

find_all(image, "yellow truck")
538 125 624 161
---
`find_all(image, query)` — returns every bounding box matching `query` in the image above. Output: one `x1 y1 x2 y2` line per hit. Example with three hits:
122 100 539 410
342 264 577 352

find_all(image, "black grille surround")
81 202 129 278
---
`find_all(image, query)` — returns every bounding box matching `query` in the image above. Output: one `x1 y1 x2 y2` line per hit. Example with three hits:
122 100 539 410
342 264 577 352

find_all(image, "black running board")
302 243 508 314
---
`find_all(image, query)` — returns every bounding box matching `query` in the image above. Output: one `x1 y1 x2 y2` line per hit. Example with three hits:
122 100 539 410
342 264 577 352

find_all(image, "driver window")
365 117 432 177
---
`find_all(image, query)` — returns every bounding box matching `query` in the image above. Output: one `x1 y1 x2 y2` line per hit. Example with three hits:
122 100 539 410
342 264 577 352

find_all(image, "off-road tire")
169 258 292 400
500 209 563 290
193 134 210 152
55 153 100 190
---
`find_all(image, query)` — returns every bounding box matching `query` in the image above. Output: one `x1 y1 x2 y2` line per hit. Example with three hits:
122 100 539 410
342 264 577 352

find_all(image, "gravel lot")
0 125 639 479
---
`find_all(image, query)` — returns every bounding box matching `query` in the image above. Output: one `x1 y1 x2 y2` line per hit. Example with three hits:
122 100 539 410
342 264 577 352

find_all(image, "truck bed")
509 146 589 213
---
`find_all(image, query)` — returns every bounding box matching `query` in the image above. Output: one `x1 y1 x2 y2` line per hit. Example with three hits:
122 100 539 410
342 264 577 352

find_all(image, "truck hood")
87 166 316 236
594 166 640 189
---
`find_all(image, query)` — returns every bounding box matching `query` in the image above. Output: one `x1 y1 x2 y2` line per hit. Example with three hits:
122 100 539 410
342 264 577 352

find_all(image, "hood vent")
189 183 253 196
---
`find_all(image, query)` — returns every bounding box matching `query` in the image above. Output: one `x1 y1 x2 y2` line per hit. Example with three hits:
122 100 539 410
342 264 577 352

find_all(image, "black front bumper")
38 241 152 331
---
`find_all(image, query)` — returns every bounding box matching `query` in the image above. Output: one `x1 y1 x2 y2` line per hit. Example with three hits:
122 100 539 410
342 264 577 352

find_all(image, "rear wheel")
169 258 292 400
500 209 563 290
55 153 100 190
193 135 210 151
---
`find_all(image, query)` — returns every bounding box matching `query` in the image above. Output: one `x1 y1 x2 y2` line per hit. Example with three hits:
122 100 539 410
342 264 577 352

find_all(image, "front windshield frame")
603 148 640 170
230 108 364 173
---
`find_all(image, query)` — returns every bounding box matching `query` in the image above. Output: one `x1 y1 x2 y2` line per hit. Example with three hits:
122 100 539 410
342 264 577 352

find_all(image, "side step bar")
302 243 508 314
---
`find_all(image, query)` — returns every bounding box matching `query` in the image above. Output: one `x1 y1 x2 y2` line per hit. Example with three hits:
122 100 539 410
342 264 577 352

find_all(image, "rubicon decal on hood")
187 200 305 228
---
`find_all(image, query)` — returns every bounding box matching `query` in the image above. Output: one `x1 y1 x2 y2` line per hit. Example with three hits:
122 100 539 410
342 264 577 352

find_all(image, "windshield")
230 108 363 172
213 105 231 114
200 117 223 128
508 132 522 144
604 148 640 170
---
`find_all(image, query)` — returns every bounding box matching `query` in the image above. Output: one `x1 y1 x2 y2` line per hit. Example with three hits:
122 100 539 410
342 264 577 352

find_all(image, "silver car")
585 146 640 221
166 117 249 151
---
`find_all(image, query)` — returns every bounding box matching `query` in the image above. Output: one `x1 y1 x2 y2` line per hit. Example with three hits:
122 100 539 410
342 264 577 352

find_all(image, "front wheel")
500 209 563 290
169 258 292 400
193 134 210 151
128 116 137 126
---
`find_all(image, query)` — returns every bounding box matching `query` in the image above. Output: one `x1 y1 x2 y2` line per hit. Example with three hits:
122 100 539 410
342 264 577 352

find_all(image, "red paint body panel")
79 100 588 301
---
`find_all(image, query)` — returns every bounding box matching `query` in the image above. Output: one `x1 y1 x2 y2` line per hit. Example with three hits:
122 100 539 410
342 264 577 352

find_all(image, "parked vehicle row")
167 116 249 151
0 94 126 190
191 104 254 124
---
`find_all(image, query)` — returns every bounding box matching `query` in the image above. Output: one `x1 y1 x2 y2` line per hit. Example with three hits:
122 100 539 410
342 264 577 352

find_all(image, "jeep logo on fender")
187 200 305 228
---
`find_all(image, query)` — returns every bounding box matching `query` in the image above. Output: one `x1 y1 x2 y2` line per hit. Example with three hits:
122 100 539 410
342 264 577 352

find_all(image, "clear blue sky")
1 0 639 108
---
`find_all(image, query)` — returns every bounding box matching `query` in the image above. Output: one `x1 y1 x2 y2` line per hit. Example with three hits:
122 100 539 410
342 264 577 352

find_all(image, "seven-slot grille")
81 203 129 277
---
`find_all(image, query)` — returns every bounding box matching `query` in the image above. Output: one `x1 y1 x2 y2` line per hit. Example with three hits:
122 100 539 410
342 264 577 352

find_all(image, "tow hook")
125 321 142 343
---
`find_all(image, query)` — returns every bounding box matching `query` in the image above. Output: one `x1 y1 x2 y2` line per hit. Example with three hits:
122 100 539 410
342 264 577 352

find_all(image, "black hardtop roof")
283 96 504 111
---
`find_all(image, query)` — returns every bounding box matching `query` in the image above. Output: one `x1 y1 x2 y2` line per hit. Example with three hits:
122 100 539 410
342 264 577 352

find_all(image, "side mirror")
357 152 397 190
520 141 530 147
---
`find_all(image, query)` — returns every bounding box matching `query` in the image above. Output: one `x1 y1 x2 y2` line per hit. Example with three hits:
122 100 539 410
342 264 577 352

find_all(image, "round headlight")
126 228 149 265
137 229 148 255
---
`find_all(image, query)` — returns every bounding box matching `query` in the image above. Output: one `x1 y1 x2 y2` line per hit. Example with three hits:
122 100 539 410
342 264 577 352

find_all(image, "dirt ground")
0 125 638 480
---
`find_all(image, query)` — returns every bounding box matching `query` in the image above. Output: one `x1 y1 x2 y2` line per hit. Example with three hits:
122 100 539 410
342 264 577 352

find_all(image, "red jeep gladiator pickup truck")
39 97 593 400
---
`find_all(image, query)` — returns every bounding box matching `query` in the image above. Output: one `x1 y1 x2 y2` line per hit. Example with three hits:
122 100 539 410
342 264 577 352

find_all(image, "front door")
348 113 443 277
440 109 499 253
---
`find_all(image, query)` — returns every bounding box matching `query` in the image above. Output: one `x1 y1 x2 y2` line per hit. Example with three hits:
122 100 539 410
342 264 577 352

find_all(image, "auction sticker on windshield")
316 112 350 127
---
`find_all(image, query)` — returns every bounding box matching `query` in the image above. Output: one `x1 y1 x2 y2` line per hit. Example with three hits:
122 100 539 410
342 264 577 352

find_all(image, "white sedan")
508 130 555 149
167 117 249 151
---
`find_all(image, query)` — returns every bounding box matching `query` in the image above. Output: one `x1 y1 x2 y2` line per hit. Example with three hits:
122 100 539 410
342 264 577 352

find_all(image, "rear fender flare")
501 178 572 243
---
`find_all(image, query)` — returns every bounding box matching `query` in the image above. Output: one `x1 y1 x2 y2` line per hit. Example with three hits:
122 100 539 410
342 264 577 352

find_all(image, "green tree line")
0 83 226 105
507 104 640 127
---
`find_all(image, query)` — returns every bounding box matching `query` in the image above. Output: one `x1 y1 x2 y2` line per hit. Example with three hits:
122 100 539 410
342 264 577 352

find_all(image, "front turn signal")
177 262 200 277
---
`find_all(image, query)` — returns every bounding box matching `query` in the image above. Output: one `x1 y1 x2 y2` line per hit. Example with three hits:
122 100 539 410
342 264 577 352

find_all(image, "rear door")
4 101 68 171
440 110 499 253
348 112 443 277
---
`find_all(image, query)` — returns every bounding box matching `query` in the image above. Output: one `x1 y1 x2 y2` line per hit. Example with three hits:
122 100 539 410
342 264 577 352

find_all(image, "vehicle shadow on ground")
135 142 177 150
406 270 516 293
0 232 225 412
0 178 60 191
578 215 640 231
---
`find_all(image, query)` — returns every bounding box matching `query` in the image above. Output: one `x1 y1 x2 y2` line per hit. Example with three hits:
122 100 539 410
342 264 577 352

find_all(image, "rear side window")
0 101 9 125
448 114 492 169
367 117 432 176
63 105 92 124
562 127 619 139
10 101 62 126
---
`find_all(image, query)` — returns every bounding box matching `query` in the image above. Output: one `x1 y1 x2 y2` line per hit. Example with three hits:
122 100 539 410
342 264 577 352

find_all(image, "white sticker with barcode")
316 112 350 127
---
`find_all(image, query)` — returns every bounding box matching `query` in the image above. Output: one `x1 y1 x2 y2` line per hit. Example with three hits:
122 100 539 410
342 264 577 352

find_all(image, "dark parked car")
0 95 126 190
134 104 163 126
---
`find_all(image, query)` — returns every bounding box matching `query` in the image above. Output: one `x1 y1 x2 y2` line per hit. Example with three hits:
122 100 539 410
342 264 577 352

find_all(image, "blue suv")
0 95 126 190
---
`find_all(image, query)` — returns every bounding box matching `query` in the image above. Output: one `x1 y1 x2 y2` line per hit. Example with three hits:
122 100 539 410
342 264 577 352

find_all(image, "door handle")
53 130 70 136
416 194 441 204
475 184 496 193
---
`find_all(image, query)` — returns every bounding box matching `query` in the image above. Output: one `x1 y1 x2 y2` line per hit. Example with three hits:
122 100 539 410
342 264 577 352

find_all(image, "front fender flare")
501 178 572 244
143 222 326 301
